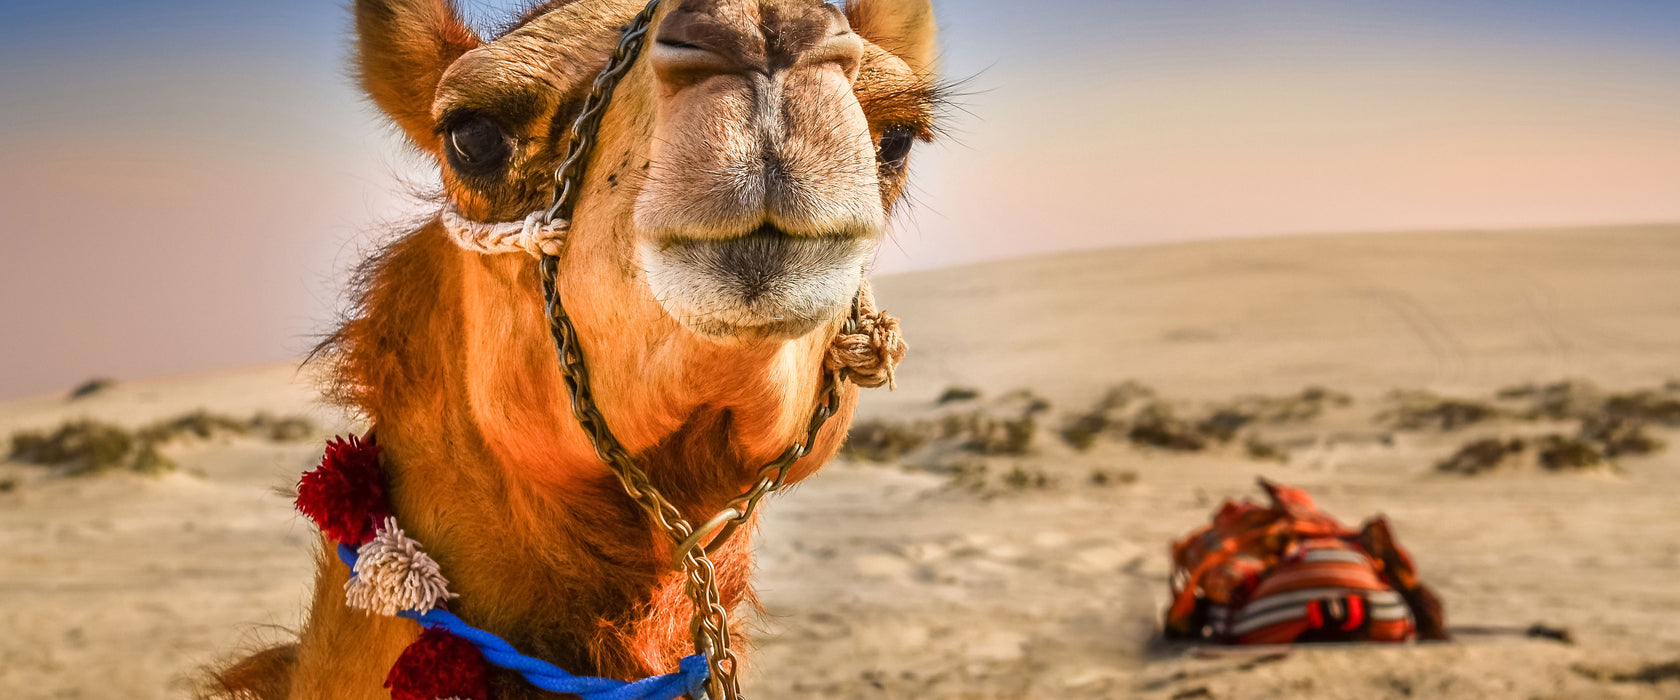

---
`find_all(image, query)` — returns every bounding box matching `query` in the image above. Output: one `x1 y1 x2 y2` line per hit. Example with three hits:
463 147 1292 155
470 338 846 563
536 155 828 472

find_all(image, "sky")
1 0 1678 399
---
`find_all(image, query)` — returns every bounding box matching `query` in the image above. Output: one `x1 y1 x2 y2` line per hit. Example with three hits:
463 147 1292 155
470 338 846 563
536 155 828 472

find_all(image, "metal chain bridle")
534 1 851 698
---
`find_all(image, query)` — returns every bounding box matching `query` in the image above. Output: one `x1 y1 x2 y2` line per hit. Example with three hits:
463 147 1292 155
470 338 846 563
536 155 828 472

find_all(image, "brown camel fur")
203 0 942 698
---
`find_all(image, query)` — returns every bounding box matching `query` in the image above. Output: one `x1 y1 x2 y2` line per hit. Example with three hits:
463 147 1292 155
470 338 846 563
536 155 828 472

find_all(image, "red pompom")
296 433 390 545
385 627 490 700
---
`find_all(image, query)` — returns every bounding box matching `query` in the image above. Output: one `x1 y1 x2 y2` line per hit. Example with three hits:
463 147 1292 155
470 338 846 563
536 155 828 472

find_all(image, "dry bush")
68 377 118 400
1496 379 1679 425
1437 437 1526 475
1002 465 1052 490
1243 436 1289 463
9 420 135 475
139 410 319 446
997 388 1053 416
840 419 928 463
1498 379 1604 421
1383 391 1503 431
1538 435 1604 471
959 412 1037 456
1056 383 1152 450
935 386 982 405
1088 469 1139 487
250 413 319 442
1194 409 1253 442
1603 391 1680 427
1126 402 1207 451
130 442 178 476
7 409 318 480
1211 386 1352 428
1056 382 1308 463
1579 414 1664 458
842 392 1050 494
139 410 249 445
1058 413 1108 451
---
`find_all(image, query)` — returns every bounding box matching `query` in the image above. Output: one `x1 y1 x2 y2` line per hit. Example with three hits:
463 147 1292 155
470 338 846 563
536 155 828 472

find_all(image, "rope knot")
440 205 568 258
826 285 907 390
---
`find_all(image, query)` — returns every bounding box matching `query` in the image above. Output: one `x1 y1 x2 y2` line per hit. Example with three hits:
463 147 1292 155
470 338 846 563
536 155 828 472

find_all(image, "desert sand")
3 226 1679 699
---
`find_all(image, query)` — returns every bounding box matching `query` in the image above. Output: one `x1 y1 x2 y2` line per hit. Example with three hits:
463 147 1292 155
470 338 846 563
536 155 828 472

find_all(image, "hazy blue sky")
2 1 1678 399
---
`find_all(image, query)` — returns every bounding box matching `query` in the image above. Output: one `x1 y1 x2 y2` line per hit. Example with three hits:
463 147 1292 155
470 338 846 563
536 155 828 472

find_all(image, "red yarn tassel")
296 433 390 545
386 628 490 700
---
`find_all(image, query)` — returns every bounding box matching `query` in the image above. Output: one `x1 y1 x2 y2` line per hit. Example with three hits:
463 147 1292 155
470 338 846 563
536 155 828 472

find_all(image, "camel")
205 0 941 698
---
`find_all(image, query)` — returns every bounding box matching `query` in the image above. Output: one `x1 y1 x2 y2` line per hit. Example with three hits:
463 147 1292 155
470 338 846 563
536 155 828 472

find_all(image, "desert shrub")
1126 402 1207 451
1244 436 1289 463
129 442 177 475
1385 392 1502 431
1059 412 1109 451
1089 469 1138 487
1580 414 1664 458
1498 380 1604 421
1538 436 1603 471
6 409 314 479
1207 387 1352 430
947 459 989 492
1300 385 1354 408
1057 388 1143 450
1002 416 1036 454
1102 381 1157 409
936 386 982 405
907 408 1041 457
140 410 249 444
841 419 929 463
998 389 1053 416
1437 438 1525 475
1603 392 1680 427
1495 385 1535 401
250 413 318 442
1053 382 1164 451
960 412 1036 456
1003 466 1051 490
1196 409 1253 442
69 378 117 400
9 420 135 476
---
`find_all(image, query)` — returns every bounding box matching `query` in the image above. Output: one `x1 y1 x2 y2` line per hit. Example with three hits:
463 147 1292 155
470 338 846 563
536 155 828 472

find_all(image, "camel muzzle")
642 224 874 340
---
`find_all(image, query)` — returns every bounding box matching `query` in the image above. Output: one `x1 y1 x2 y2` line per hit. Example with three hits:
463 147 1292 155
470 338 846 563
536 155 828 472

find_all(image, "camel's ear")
355 0 482 152
846 0 938 73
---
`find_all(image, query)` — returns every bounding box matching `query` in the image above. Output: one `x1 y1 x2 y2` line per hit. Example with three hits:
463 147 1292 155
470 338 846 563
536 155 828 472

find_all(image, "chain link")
533 2 851 697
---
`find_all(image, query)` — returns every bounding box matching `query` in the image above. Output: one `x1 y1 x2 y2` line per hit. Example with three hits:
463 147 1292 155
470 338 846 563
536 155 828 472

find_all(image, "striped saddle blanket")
1164 478 1448 645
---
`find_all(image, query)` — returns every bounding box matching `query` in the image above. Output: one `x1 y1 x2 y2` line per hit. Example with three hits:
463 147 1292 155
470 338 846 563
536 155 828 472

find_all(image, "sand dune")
3 226 1678 699
871 225 1680 403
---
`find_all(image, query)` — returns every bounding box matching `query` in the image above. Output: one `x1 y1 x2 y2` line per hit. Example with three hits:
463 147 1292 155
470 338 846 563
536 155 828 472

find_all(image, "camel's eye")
446 116 511 175
877 126 915 170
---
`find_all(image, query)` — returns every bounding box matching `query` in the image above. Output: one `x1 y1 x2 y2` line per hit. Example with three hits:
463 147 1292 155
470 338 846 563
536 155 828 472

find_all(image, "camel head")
357 0 940 342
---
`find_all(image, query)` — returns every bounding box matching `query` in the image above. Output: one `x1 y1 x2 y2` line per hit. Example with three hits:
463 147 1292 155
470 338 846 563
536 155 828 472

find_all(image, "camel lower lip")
643 228 873 339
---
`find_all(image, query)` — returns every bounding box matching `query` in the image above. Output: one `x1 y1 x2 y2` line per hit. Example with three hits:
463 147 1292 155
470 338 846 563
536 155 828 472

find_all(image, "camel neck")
315 222 829 683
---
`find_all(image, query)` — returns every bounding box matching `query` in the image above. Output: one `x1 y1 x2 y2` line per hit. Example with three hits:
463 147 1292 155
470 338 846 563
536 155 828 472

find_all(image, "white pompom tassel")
345 517 459 616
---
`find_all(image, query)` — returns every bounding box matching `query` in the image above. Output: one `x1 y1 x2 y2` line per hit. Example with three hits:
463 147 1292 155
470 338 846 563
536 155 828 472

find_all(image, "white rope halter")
440 204 569 258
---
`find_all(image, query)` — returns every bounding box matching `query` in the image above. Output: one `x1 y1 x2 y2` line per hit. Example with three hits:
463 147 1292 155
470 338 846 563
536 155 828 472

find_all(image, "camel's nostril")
654 14 712 54
652 9 739 74
651 12 740 85
656 38 704 51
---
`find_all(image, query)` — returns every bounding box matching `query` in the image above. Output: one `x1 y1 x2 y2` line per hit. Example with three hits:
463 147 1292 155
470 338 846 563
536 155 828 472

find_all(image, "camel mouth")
642 225 874 341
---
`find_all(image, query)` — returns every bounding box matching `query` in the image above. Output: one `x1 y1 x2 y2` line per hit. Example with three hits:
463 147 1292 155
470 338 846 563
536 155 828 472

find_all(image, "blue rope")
338 544 710 700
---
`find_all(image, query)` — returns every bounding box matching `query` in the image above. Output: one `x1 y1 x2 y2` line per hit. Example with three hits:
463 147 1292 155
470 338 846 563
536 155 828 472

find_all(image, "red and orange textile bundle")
1164 478 1448 645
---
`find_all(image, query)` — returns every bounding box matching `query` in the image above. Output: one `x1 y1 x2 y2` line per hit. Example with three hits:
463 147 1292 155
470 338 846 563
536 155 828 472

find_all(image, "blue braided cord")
337 544 709 700
337 542 358 568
